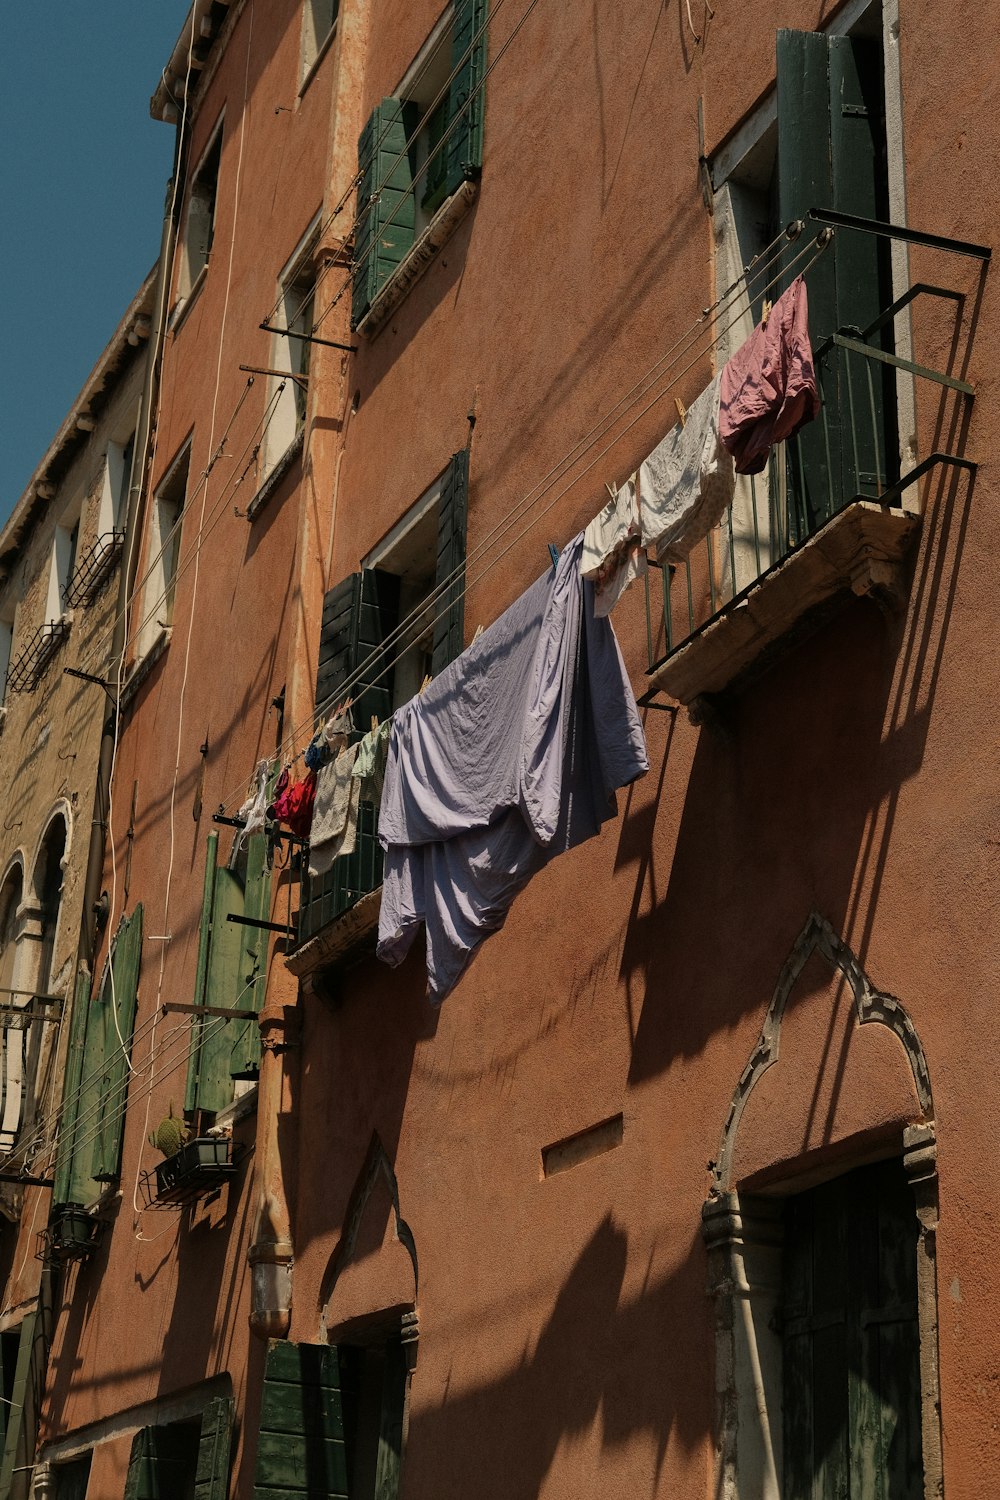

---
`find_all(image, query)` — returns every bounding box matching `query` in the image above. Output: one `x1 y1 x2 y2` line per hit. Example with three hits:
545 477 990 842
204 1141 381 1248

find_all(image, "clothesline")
217 225 833 823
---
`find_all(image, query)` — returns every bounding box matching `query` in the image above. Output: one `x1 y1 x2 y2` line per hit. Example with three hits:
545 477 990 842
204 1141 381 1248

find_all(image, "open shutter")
185 834 246 1117
373 1339 407 1500
446 0 487 196
253 1340 348 1499
230 831 271 1082
430 451 468 676
52 970 91 1208
90 904 144 1182
0 1310 38 1500
776 30 895 530
352 99 416 328
302 571 399 944
125 1424 200 1500
194 1395 236 1500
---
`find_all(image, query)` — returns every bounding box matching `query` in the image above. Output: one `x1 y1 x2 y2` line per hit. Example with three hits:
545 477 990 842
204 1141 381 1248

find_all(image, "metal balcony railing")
64 530 125 607
6 620 71 694
642 211 990 703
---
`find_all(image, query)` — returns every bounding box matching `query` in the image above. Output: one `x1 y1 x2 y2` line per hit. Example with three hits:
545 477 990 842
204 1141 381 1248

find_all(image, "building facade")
5 0 998 1497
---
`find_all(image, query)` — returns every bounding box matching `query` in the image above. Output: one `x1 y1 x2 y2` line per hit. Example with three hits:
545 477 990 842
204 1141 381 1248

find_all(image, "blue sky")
0 4 189 524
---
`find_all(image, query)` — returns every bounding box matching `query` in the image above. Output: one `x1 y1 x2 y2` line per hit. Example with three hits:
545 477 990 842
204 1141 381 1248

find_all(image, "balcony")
64 530 125 607
6 620 71 694
641 212 988 708
140 1136 238 1209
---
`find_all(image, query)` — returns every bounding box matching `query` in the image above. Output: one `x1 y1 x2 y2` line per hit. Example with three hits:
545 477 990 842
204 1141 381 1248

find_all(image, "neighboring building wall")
0 273 154 1496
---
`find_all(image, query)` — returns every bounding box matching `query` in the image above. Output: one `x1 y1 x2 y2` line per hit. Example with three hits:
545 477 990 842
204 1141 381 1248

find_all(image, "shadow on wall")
618 437 977 1088
402 1214 708 1500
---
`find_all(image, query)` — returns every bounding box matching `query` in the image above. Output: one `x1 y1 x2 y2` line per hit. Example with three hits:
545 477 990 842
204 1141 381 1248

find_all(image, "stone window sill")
357 179 478 338
298 23 338 99
121 627 171 710
245 429 305 523
168 264 208 335
285 886 382 980
647 501 921 705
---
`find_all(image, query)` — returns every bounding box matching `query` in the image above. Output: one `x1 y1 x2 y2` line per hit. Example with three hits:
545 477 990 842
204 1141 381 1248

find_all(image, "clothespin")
605 480 618 500
547 543 560 570
761 297 773 326
674 396 687 428
472 624 484 644
419 674 432 696
370 714 378 733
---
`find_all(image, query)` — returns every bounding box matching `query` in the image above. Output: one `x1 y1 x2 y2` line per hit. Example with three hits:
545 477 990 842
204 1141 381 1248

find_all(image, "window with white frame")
137 441 191 657
46 519 79 625
177 119 224 304
300 0 339 83
98 427 135 540
0 600 15 708
261 218 320 484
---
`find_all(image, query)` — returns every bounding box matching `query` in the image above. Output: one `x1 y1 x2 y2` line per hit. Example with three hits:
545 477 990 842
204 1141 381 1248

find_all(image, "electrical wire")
311 0 545 336
216 226 829 814
261 0 506 338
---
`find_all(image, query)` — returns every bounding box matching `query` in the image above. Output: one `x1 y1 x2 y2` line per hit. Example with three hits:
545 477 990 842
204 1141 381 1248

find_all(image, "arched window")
0 865 23 1150
34 815 66 1001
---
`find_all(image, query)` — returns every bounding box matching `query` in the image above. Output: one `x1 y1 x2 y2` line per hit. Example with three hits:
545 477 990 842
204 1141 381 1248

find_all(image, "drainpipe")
249 991 297 1339
78 141 182 966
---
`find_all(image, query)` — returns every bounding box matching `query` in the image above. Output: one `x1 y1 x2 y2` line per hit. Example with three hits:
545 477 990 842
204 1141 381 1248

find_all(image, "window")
184 828 272 1121
711 9 897 590
47 519 79 624
51 904 143 1211
99 429 135 538
299 451 468 941
782 1158 922 1497
300 0 339 83
252 1338 407 1500
34 815 66 1002
352 0 487 327
138 441 190 657
0 600 15 708
52 1454 92 1500
178 119 224 304
125 1397 234 1500
262 219 320 483
0 866 24 1151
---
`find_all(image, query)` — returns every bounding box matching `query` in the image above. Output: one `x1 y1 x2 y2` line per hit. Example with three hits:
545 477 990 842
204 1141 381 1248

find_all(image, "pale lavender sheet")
377 534 648 1002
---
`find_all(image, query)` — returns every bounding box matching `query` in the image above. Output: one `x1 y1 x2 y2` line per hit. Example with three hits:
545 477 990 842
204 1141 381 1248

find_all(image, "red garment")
272 770 316 836
719 276 820 475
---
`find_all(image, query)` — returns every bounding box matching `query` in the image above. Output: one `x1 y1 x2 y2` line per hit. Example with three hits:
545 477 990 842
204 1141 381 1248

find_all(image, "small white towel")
639 373 735 564
580 478 647 616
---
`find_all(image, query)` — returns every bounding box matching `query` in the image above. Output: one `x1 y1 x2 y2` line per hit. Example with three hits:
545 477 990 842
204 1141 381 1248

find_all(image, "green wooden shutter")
446 0 487 196
66 974 107 1207
352 100 416 328
52 969 91 1208
185 834 247 1117
194 1395 236 1500
90 904 144 1182
431 451 468 676
373 1339 407 1500
253 1340 348 1499
782 1159 922 1500
125 1424 200 1500
776 30 895 532
0 1310 37 1500
230 831 271 1082
303 571 399 943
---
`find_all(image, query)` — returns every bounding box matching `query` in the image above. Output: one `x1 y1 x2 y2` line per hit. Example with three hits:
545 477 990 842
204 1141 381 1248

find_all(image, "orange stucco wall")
36 1 1000 1498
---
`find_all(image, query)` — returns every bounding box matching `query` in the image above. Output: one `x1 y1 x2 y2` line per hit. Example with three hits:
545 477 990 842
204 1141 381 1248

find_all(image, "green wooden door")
776 29 896 534
252 1340 348 1499
782 1158 923 1499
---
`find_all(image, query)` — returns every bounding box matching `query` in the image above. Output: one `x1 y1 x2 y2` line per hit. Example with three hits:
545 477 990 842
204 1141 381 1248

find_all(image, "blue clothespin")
547 543 559 570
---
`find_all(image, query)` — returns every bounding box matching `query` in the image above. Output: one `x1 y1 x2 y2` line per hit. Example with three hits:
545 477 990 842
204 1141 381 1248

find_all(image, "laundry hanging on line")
377 533 648 1003
580 477 647 617
719 274 820 475
639 371 735 564
307 715 391 877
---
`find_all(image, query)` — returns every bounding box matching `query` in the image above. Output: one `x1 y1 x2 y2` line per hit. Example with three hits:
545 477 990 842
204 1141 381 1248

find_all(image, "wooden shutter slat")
194 1394 235 1500
446 0 487 196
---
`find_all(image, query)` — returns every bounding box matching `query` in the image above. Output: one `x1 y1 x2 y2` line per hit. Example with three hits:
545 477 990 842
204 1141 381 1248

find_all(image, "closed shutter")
0 1310 38 1500
352 99 417 328
194 1395 236 1500
124 1423 201 1500
776 30 896 530
446 0 488 196
782 1159 922 1499
430 450 468 676
185 833 250 1117
90 904 144 1182
52 969 91 1208
373 1339 407 1500
253 1340 348 1499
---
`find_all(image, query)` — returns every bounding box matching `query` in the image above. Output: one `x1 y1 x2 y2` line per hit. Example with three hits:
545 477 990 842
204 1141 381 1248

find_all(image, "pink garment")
719 276 821 475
